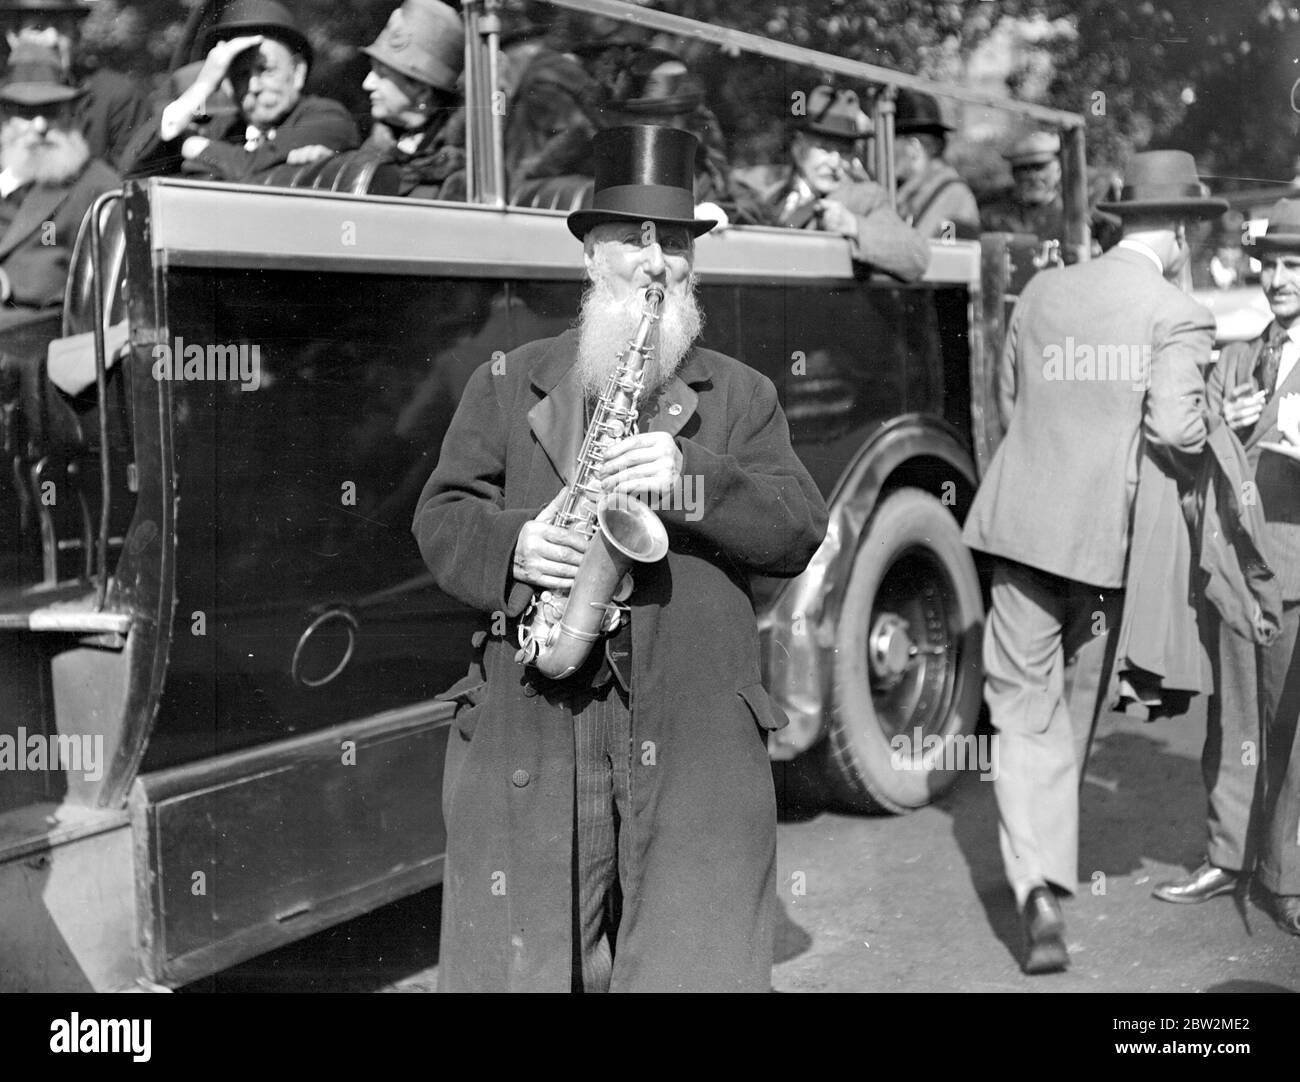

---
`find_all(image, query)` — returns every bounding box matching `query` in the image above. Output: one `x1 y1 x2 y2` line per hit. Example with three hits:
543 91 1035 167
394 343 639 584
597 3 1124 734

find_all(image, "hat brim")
361 43 458 93
0 83 85 106
1252 233 1300 251
567 207 717 241
204 23 313 66
1096 196 1228 221
896 122 952 136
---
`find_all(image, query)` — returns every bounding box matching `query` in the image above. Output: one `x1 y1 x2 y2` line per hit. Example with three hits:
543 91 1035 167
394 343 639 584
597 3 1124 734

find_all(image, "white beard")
575 260 704 399
0 124 90 187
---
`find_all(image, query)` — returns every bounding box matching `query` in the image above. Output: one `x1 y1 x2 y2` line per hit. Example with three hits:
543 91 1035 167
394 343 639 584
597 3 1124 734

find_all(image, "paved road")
191 706 1298 993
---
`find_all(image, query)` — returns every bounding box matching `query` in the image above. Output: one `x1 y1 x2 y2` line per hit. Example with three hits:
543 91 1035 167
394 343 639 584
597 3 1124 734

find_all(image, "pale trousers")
983 559 1123 907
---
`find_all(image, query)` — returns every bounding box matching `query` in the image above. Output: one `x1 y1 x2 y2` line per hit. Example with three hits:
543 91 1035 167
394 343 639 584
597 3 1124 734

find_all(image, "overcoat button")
668 402 682 416
511 769 530 788
523 684 538 697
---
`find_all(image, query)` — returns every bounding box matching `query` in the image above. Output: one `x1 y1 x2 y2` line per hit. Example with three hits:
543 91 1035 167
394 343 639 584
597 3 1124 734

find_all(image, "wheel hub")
869 613 914 680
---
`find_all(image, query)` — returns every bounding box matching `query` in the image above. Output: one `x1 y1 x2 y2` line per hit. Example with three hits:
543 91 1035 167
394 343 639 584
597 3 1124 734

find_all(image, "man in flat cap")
740 86 929 281
892 88 978 241
963 150 1224 973
981 130 1064 242
1153 197 1300 937
413 124 827 991
122 0 358 183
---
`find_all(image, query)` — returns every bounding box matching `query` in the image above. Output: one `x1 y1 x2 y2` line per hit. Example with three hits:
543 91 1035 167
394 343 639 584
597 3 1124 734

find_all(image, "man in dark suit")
412 125 827 991
1154 198 1300 935
121 0 357 183
963 150 1226 973
0 37 116 332
734 85 929 282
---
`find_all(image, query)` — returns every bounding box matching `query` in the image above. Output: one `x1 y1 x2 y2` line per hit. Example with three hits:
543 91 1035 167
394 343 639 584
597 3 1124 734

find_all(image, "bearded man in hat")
412 124 827 992
962 150 1224 973
122 0 358 183
0 37 116 333
739 86 928 281
1152 197 1300 937
980 130 1065 242
0 0 150 170
892 88 978 241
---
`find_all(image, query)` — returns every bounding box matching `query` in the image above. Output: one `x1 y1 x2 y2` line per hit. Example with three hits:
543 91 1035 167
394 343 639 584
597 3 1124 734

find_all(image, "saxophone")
515 284 670 680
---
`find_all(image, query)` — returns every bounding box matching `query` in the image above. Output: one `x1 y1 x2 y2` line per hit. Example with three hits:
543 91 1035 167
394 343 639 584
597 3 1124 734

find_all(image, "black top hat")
1254 198 1300 252
567 125 717 240
894 89 952 136
0 39 83 106
1096 150 1227 220
203 0 312 66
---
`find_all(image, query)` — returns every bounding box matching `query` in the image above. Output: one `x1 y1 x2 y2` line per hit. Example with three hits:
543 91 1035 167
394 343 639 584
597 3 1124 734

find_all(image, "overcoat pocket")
736 681 789 733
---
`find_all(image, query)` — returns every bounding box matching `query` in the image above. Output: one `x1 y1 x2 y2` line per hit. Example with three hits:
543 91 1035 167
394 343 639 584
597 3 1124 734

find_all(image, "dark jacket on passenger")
360 111 466 202
74 68 152 171
412 328 827 991
0 157 120 330
122 89 359 183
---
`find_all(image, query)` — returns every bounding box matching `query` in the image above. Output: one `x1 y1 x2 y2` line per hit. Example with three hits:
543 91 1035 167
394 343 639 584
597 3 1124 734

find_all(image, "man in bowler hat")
1154 197 1300 936
122 0 358 183
892 88 978 240
963 150 1224 973
413 124 827 991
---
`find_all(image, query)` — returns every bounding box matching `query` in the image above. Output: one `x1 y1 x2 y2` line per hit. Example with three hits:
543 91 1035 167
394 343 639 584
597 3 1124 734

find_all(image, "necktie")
1256 336 1283 403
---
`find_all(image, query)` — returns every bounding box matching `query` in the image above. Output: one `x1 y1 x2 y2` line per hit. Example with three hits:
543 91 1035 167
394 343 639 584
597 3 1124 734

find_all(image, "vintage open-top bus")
0 0 1088 990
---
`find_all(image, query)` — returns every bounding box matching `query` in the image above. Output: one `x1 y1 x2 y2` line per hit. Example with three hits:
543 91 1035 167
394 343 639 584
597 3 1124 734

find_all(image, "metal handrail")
88 189 124 612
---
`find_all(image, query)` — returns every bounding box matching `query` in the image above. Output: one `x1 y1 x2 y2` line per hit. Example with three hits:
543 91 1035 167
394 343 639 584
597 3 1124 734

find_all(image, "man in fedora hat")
0 37 115 333
122 0 358 182
963 149 1225 973
892 88 978 241
981 130 1064 242
739 85 928 281
413 124 827 991
0 0 150 170
1153 197 1300 936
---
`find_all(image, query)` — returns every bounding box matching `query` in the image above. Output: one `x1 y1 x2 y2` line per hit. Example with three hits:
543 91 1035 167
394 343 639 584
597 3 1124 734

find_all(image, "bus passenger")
735 86 929 282
0 0 151 172
980 130 1065 242
120 0 358 183
892 88 979 240
0 39 117 335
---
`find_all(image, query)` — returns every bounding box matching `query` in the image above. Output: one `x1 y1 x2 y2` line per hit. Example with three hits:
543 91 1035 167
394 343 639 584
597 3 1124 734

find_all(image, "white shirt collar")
1117 238 1164 276
0 169 22 199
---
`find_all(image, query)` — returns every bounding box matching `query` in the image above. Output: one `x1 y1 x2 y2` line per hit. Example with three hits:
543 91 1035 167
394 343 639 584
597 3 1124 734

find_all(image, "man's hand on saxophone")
598 431 682 503
512 489 588 591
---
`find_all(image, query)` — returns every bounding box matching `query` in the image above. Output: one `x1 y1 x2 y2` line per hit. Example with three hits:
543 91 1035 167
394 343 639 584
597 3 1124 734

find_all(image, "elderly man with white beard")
413 124 828 992
0 38 116 336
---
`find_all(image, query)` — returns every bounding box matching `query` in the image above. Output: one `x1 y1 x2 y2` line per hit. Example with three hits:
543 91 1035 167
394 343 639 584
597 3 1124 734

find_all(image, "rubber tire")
822 487 985 814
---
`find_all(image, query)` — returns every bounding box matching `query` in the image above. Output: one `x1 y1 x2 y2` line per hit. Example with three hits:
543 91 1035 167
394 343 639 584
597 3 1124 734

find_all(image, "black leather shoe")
1152 861 1239 904
1269 893 1300 936
1021 886 1069 975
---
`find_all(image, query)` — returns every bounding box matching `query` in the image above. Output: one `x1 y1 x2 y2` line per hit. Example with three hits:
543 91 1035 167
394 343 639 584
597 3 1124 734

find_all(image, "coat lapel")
1244 322 1292 450
527 332 710 485
0 183 69 262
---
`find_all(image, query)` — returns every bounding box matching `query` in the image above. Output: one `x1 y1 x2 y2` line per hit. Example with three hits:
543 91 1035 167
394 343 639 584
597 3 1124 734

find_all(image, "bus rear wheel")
822 487 984 814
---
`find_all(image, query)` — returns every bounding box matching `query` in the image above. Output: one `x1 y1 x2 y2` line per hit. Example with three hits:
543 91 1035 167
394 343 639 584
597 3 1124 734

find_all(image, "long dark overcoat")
412 327 827 991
